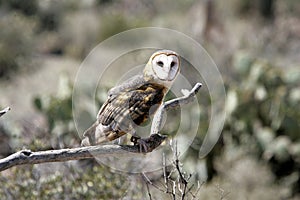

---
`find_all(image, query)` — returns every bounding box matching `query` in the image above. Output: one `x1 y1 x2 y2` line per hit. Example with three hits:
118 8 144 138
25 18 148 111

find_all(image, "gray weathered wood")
0 145 138 171
0 107 10 118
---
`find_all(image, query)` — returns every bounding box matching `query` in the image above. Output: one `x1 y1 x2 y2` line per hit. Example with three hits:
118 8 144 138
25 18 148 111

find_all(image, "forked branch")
0 83 202 172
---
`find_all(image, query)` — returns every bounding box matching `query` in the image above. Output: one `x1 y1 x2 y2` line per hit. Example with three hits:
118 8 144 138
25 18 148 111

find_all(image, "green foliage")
187 52 300 195
222 55 300 194
96 0 114 5
32 74 80 149
4 0 39 16
37 2 63 31
33 75 73 132
98 14 147 41
228 58 300 141
0 164 128 199
0 13 36 79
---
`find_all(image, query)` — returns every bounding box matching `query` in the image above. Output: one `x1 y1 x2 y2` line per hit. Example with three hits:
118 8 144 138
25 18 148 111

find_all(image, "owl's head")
143 50 180 86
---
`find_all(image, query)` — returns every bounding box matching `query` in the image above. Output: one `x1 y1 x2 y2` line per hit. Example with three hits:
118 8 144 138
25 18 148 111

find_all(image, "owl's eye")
170 61 176 68
157 61 164 67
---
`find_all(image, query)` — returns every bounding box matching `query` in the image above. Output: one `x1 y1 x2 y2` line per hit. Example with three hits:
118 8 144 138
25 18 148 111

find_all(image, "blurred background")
0 0 299 199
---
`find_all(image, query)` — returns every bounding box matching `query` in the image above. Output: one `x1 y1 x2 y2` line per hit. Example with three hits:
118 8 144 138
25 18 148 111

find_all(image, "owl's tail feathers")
81 122 112 146
81 122 98 146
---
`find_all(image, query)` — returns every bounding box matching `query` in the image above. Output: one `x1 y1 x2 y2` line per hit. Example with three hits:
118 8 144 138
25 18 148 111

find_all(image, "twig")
0 83 202 172
171 180 176 200
191 181 204 200
186 184 195 197
0 107 10 118
142 137 205 200
151 83 202 135
144 177 152 200
163 153 168 191
215 184 230 200
142 173 167 194
172 142 189 200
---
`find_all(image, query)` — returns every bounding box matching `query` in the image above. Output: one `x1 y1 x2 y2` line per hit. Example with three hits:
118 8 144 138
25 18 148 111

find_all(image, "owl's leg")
127 128 150 153
130 135 150 153
131 134 167 153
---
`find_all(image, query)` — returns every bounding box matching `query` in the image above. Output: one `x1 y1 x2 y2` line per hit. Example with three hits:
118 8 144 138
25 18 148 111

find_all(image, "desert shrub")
32 74 80 149
2 0 38 16
0 164 128 200
183 51 300 196
36 2 64 32
98 14 148 41
0 13 36 79
221 53 300 195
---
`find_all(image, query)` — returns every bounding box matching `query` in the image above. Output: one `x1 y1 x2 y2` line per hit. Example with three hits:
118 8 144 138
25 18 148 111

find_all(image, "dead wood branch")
0 107 10 118
0 134 165 172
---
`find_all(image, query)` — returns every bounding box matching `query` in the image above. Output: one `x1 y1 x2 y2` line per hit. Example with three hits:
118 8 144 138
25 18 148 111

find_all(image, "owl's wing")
98 74 146 120
97 92 132 129
82 76 146 146
82 83 166 146
81 95 129 146
82 91 138 146
99 84 166 127
107 74 146 96
82 92 135 146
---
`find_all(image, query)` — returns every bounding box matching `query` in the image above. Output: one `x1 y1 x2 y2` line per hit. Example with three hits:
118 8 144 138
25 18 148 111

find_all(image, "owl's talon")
130 135 140 144
130 134 167 153
131 136 151 153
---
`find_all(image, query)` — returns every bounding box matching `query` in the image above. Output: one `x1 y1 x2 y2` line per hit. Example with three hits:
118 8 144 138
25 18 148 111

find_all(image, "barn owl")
81 50 180 151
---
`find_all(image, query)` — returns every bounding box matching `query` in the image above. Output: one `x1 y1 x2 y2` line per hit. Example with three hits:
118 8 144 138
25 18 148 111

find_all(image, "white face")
151 54 179 81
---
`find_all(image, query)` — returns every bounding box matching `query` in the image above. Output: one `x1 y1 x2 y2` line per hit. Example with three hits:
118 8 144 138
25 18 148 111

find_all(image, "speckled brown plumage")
97 83 166 139
81 50 180 148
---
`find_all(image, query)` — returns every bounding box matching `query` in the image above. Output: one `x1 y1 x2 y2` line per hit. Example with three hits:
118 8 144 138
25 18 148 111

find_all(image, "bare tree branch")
0 135 165 172
0 107 10 118
142 138 205 200
144 178 153 200
151 83 202 135
191 181 204 200
0 83 202 172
